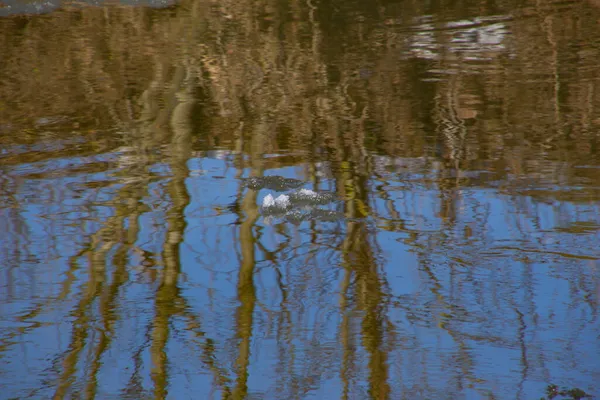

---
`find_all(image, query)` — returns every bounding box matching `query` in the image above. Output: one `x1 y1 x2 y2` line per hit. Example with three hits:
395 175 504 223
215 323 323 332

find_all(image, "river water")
1 0 599 399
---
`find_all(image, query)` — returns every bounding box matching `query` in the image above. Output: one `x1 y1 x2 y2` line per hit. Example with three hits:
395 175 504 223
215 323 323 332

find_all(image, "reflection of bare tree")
49 178 148 398
230 119 265 399
345 218 391 400
322 101 392 398
148 76 191 399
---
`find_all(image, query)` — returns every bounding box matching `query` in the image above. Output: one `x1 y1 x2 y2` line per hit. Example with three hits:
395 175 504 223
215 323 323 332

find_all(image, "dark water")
1 0 600 399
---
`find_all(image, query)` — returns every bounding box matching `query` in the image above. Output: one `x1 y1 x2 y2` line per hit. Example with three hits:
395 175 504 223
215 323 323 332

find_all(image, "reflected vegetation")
543 384 593 400
1 0 600 398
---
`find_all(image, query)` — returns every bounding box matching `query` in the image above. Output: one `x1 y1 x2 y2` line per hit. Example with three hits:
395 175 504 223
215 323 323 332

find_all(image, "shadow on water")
1 0 600 398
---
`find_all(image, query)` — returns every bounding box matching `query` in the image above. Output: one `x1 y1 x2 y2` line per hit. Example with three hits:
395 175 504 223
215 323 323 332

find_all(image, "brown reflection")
2 0 600 175
148 59 195 398
231 120 265 399
343 216 392 400
328 109 391 398
50 177 149 399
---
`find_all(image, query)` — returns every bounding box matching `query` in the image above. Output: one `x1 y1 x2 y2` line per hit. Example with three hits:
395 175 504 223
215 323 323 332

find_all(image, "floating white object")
263 194 276 208
262 194 291 209
298 188 317 197
275 194 291 208
288 188 335 205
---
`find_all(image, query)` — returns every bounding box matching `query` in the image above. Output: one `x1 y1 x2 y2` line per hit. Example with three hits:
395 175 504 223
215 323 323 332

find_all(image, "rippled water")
1 0 600 399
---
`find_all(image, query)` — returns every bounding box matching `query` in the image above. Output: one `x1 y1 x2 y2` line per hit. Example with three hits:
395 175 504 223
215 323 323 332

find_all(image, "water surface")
1 0 600 399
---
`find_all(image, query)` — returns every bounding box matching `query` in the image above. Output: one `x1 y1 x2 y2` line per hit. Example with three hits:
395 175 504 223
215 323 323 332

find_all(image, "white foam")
275 194 291 208
298 188 317 197
262 194 291 209
262 194 276 208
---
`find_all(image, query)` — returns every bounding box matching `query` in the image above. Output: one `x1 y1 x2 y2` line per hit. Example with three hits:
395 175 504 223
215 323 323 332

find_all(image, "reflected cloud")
404 15 512 72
